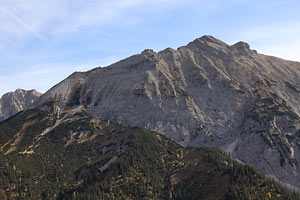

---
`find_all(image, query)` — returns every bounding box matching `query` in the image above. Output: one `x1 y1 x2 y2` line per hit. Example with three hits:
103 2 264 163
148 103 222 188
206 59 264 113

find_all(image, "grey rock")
35 35 300 190
0 89 42 121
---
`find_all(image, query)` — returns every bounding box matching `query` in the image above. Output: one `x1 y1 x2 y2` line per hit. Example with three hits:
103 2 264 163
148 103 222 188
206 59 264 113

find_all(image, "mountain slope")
0 104 299 199
33 35 300 190
0 89 42 121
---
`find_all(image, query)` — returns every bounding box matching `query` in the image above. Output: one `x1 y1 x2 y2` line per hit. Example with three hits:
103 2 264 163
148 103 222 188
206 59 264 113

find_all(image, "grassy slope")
0 106 299 200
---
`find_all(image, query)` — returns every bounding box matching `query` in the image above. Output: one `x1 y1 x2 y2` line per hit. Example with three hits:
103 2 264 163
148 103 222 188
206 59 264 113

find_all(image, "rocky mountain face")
0 89 42 121
0 104 298 199
34 35 300 190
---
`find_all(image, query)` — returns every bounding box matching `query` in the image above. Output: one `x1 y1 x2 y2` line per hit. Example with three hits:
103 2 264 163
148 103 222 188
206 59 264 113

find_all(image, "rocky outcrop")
0 89 42 121
35 35 300 190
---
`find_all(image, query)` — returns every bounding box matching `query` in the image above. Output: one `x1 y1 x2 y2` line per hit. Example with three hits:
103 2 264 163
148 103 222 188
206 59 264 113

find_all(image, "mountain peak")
233 41 250 48
15 88 25 94
193 35 228 46
199 35 220 42
0 89 42 121
141 49 156 57
232 41 251 51
185 35 229 53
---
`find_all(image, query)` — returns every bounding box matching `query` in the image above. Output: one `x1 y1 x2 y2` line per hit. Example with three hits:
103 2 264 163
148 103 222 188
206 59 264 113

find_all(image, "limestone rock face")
35 35 300 190
0 89 42 121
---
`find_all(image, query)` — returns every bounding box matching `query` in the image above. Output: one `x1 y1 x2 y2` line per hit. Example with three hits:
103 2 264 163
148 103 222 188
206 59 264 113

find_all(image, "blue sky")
0 0 300 97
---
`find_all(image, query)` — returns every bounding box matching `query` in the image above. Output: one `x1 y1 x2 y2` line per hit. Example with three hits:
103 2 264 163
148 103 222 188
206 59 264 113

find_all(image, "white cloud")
257 40 300 62
238 22 300 42
233 22 300 61
0 67 61 96
0 55 122 97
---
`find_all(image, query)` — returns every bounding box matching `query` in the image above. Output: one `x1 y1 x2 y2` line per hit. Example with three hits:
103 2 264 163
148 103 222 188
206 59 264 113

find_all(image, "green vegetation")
250 94 299 122
285 82 300 93
249 92 299 166
0 106 299 199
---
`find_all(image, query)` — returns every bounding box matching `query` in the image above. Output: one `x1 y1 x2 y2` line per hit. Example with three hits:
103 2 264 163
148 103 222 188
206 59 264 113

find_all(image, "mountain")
33 35 300 191
0 89 42 121
0 103 299 199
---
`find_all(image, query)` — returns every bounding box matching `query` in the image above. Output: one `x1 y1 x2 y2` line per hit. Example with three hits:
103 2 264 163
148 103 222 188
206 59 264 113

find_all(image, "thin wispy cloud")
0 0 190 41
0 7 45 41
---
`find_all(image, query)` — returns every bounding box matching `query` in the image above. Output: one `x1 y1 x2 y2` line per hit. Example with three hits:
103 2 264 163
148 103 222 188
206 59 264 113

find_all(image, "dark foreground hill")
0 102 299 199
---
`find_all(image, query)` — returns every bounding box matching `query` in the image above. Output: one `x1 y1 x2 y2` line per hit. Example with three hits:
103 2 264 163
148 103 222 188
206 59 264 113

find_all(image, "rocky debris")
0 89 42 121
34 35 300 190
